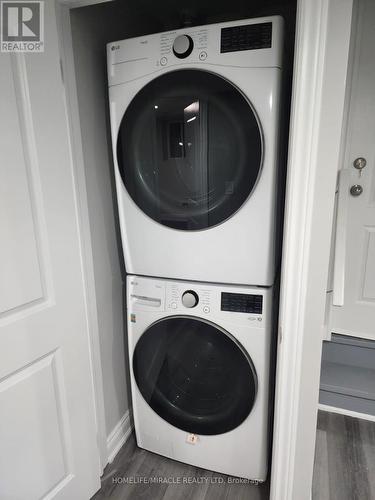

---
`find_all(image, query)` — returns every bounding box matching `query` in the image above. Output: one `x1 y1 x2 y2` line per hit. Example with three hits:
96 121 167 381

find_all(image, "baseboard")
106 410 133 464
318 403 375 422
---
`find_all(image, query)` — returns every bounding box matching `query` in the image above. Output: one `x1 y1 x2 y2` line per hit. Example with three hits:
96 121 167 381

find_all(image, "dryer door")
117 69 263 230
133 316 257 435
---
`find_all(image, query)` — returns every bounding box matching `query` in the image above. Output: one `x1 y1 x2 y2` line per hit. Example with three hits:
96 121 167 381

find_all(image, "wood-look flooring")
313 411 375 500
92 411 375 500
92 435 269 500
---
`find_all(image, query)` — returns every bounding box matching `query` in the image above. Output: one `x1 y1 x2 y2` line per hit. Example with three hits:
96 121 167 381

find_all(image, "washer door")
133 316 257 435
117 69 263 230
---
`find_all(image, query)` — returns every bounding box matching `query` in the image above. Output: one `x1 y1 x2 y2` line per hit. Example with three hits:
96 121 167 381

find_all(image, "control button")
203 306 210 313
160 56 167 66
257 317 262 322
173 34 194 59
199 51 207 60
171 302 177 309
182 290 199 308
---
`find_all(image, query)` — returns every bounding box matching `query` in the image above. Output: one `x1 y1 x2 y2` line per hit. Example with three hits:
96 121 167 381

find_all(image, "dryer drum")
117 69 263 231
133 316 258 435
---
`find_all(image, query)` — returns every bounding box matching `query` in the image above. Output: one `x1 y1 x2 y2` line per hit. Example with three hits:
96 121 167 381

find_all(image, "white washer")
127 275 273 480
108 16 284 286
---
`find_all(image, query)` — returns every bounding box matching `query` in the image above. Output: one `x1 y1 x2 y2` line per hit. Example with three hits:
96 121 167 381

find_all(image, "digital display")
221 292 263 314
221 22 272 53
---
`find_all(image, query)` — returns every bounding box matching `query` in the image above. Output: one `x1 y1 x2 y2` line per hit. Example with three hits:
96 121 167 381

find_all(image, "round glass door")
117 69 263 230
133 316 257 435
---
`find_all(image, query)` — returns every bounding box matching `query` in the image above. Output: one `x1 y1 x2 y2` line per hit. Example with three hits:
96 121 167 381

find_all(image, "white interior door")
331 0 375 340
0 3 100 499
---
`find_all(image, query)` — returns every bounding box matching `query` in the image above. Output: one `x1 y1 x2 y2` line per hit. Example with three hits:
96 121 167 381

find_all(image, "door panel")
0 1 100 498
0 352 71 499
331 0 375 340
0 56 45 315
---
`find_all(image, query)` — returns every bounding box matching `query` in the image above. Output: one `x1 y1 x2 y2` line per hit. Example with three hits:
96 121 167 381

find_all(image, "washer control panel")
162 279 267 325
127 276 269 327
181 290 199 308
166 282 213 314
221 292 262 314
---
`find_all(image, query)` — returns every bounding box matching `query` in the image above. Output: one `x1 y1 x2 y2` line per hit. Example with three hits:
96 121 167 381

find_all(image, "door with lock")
330 0 375 340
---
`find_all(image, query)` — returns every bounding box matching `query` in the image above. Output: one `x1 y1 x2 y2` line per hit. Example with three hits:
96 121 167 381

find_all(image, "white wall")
69 3 159 439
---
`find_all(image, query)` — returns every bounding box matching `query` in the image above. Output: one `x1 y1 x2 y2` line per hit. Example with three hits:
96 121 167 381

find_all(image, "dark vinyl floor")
92 411 375 500
92 435 269 500
313 411 375 500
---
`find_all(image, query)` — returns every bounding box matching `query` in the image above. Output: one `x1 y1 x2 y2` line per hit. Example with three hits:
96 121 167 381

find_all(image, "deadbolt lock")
350 184 363 197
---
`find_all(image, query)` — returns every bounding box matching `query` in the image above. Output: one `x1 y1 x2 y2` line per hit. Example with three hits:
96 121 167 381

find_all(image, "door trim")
55 0 110 471
271 0 353 499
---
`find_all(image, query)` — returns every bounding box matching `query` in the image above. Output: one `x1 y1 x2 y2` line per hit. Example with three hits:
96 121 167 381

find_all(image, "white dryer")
108 17 284 286
127 275 273 480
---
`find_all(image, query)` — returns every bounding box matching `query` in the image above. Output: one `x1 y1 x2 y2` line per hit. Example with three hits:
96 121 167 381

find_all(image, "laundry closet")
67 0 375 490
66 0 296 489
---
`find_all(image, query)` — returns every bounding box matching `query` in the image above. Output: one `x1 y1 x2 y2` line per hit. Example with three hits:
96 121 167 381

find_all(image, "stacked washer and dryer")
107 16 284 482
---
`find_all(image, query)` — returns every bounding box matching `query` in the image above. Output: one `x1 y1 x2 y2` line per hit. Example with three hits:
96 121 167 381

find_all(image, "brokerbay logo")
1 1 44 52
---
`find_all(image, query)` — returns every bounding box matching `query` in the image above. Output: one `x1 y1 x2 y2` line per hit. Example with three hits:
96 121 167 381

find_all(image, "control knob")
182 290 199 308
173 34 194 59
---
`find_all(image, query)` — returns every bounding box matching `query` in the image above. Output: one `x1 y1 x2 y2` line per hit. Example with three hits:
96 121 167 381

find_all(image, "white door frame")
55 0 354 497
270 0 353 498
54 0 112 472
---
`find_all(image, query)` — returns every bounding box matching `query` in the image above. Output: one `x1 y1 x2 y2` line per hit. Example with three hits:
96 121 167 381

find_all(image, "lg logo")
1 1 44 52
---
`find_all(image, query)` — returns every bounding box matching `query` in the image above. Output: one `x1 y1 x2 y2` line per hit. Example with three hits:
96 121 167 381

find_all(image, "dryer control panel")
107 16 283 87
220 22 272 53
